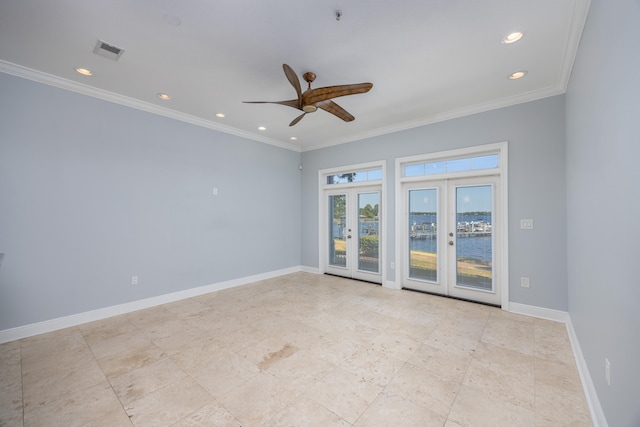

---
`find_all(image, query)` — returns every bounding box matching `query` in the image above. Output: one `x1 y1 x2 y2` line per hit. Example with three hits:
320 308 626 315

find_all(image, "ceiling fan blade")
283 64 302 107
243 99 301 109
303 83 373 105
316 100 355 122
289 112 306 127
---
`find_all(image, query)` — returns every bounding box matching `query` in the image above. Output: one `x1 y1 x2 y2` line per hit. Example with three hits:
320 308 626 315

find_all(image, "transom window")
404 154 499 177
326 167 383 185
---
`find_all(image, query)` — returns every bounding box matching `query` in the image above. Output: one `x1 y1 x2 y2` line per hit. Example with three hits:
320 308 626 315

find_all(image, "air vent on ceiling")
93 39 125 61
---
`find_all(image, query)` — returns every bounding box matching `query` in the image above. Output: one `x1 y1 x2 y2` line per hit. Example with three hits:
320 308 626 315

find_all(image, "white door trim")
394 141 509 309
318 160 387 285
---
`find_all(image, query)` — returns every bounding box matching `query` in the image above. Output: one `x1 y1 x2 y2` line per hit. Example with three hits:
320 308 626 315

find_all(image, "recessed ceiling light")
503 31 523 44
258 126 266 131
215 113 225 118
509 70 527 80
75 67 93 76
290 137 298 141
157 93 171 100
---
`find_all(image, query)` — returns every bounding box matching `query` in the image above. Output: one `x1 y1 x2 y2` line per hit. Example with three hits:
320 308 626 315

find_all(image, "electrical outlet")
605 358 611 386
390 262 395 269
520 219 534 229
131 275 138 285
521 277 530 288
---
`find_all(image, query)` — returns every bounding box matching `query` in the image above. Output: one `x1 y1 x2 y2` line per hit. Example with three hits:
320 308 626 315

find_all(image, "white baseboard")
383 280 400 290
508 302 570 322
509 302 607 427
0 275 609 427
300 265 321 274
0 266 302 344
565 318 609 427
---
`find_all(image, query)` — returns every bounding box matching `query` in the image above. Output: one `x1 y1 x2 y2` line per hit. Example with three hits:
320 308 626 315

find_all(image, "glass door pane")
402 176 500 305
357 192 380 273
455 185 493 291
328 194 347 268
408 188 438 282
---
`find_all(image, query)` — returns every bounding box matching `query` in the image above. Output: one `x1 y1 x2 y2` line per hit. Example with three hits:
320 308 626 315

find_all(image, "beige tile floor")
0 272 593 426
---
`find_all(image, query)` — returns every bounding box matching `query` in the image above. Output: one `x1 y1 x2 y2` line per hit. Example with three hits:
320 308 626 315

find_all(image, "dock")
410 231 491 239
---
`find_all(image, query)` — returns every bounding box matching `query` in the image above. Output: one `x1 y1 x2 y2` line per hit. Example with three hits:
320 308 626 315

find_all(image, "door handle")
449 241 454 246
347 235 352 239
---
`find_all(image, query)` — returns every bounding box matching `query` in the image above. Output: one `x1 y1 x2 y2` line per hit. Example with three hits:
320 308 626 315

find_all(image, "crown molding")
301 0 591 153
0 60 302 153
302 84 565 152
3 0 589 158
558 0 592 92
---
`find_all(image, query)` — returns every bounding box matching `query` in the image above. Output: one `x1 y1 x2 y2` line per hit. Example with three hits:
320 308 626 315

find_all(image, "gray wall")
0 71 570 328
0 73 301 330
301 95 568 310
565 1 640 426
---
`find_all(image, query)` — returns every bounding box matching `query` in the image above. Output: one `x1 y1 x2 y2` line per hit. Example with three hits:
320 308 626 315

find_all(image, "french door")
402 176 501 305
325 186 382 283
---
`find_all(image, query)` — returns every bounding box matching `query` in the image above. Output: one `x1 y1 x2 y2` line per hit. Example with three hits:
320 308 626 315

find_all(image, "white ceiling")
0 0 590 152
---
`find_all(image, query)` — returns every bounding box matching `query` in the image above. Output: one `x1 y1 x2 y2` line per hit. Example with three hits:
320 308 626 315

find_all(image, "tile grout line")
9 273 591 425
443 304 489 425
79 327 136 427
19 340 24 427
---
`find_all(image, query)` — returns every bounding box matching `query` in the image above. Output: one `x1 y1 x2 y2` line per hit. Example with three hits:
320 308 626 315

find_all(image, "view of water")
409 214 492 263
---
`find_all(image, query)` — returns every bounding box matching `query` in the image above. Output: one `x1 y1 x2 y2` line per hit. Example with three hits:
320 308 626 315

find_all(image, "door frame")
394 142 509 309
324 186 383 283
318 161 387 286
401 180 446 295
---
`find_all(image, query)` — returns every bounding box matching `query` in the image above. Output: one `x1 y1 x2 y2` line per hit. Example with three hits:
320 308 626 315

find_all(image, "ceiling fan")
244 64 373 127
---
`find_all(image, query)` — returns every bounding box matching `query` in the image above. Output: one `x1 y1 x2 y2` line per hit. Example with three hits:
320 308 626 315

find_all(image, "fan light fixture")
215 113 225 118
157 93 171 100
244 64 373 127
509 70 527 80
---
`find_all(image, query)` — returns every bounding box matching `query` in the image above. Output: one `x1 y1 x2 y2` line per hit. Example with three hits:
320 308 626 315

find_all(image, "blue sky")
359 192 379 209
